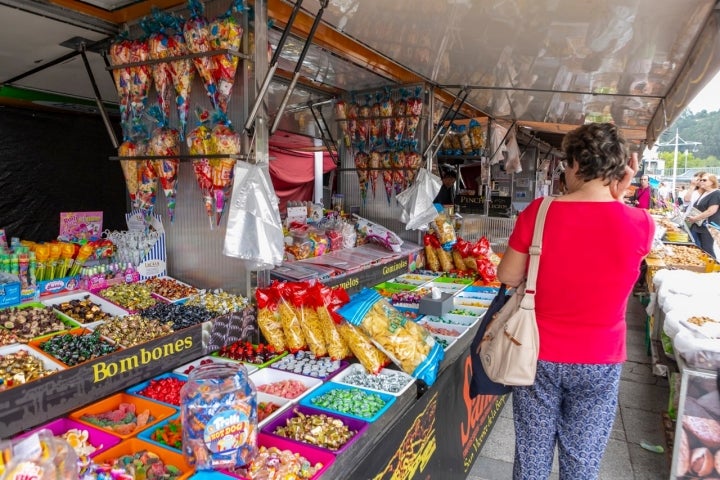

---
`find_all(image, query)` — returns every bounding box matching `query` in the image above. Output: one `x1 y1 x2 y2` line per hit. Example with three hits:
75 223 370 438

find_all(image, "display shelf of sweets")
420 312 480 327
141 276 200 304
0 343 65 391
93 282 161 313
222 433 335 480
661 244 716 272
391 272 438 286
373 281 418 298
449 299 487 317
417 317 469 339
331 364 415 397
29 327 120 368
261 405 369 456
432 276 475 286
250 368 323 402
174 355 258 377
0 302 78 346
126 372 188 408
269 350 348 380
13 417 121 458
389 287 430 311
214 341 287 369
92 438 193 480
299 381 396 423
93 314 174 348
453 295 491 309
42 291 128 330
70 392 177 440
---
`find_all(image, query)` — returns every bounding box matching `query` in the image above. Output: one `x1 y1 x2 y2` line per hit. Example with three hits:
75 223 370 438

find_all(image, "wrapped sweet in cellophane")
108 33 134 139
147 106 181 221
183 0 219 109
187 109 216 227
209 0 244 113
117 122 148 205
211 110 241 225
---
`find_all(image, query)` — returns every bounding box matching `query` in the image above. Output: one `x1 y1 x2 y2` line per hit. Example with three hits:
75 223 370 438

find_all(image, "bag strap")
521 196 554 308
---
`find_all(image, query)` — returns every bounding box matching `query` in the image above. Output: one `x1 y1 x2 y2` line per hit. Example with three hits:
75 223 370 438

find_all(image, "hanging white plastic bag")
223 162 284 270
505 128 522 174
396 168 441 231
489 123 508 165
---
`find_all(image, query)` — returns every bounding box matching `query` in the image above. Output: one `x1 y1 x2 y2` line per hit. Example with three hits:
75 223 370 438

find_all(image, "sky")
687 71 720 113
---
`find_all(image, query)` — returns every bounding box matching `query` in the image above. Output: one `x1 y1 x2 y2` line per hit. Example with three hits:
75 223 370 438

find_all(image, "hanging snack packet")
432 211 457 249
275 282 307 353
339 288 443 385
295 282 327 357
315 284 350 360
255 286 286 351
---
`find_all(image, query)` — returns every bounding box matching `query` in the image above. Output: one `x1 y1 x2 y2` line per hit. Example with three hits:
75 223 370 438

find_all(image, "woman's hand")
611 152 639 201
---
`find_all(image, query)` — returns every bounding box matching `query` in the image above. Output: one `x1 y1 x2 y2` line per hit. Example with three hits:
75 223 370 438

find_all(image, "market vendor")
434 168 457 205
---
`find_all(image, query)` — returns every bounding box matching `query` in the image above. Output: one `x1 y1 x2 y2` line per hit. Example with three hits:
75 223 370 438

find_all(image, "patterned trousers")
512 361 622 480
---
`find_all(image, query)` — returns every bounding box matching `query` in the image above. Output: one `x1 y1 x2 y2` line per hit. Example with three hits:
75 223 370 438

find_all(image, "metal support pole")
244 0 304 134
270 0 329 135
79 44 118 148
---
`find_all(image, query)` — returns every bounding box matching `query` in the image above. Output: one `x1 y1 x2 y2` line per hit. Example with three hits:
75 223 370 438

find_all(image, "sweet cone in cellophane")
183 0 219 110
147 106 181 222
187 110 216 227
128 38 153 123
210 114 241 225
209 0 244 113
108 35 133 138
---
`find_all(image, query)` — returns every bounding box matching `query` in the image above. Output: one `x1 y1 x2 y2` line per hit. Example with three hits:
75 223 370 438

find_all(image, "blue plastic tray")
137 413 182 453
299 381 396 423
126 372 187 408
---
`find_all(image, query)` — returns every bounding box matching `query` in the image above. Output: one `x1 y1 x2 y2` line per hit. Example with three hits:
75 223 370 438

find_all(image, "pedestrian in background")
630 175 656 209
687 173 720 259
497 123 654 480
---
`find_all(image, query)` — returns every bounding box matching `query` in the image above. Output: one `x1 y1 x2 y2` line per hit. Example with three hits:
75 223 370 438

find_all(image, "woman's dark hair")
561 123 628 185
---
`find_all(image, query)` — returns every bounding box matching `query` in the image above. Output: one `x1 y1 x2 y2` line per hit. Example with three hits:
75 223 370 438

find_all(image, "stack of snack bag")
338 288 444 386
422 233 498 283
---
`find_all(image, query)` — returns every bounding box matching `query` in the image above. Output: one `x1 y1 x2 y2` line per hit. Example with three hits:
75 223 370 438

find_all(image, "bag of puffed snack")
255 286 286 351
274 281 307 352
315 283 351 360
423 234 440 271
296 282 327 357
338 288 444 385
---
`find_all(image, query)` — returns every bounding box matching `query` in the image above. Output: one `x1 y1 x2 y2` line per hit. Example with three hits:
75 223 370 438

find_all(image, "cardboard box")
419 292 454 317
36 275 81 297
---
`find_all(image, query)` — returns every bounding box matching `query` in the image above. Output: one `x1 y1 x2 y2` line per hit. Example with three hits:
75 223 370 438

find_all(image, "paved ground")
466 295 672 479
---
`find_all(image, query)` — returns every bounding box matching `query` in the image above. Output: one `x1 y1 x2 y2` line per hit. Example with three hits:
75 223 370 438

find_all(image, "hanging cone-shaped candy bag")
108 33 134 139
211 111 241 225
187 109 216 227
368 151 381 199
381 152 393 204
406 86 423 139
405 150 421 184
346 98 358 145
117 123 148 205
165 15 194 141
147 106 181 221
392 150 406 197
393 90 408 143
354 150 369 205
379 91 394 144
128 37 153 123
335 99 349 147
183 0 219 109
209 0 244 113
145 14 174 120
137 158 159 218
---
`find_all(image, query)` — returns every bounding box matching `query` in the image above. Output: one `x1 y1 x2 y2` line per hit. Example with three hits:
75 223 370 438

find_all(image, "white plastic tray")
42 291 128 329
257 391 293 429
332 364 415 397
250 368 323 401
420 314 479 327
0 343 65 386
417 318 468 338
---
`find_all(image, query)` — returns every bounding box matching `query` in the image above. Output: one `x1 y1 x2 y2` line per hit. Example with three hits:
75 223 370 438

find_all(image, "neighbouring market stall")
2 0 720 479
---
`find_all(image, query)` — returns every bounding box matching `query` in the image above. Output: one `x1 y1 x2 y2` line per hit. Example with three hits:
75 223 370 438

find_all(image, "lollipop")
211 113 241 225
108 34 133 138
69 244 95 277
184 0 219 109
34 244 49 282
187 109 216 227
47 243 62 280
57 242 76 278
209 0 244 113
147 106 181 221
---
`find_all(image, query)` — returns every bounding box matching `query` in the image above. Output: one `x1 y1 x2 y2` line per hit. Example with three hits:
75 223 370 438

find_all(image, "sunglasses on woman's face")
700 179 708 182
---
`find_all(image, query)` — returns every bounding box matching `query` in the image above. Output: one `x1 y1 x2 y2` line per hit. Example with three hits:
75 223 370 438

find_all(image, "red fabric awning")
268 147 336 211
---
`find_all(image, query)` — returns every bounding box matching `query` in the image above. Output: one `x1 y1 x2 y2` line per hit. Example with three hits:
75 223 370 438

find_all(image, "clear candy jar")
180 362 257 470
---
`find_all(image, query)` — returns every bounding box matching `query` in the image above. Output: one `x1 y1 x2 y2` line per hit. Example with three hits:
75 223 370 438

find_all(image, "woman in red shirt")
497 123 654 479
